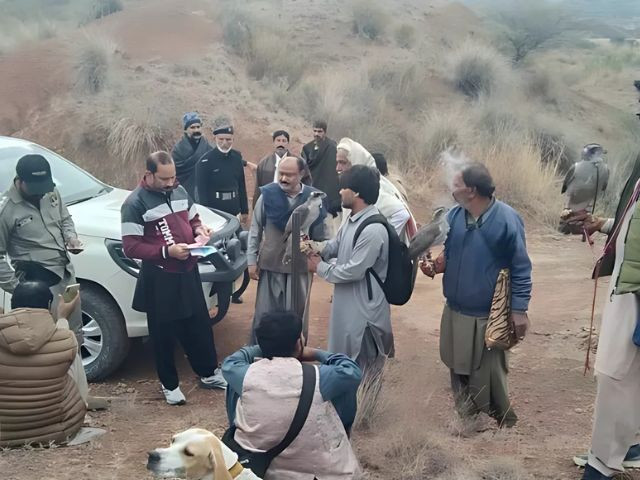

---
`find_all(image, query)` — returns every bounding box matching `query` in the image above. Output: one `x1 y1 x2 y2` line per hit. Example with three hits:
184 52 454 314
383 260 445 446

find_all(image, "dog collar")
229 461 244 478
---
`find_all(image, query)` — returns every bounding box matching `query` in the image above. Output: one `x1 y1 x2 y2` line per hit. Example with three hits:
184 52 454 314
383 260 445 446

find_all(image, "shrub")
525 69 562 106
448 42 513 99
106 117 174 166
74 36 116 94
368 62 429 115
588 45 640 72
394 23 416 49
93 0 123 20
385 428 455 479
477 457 531 480
246 30 308 89
408 110 470 169
351 0 387 40
222 9 254 57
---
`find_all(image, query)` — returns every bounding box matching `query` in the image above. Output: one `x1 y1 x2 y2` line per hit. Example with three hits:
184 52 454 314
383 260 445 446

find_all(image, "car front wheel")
80 283 131 381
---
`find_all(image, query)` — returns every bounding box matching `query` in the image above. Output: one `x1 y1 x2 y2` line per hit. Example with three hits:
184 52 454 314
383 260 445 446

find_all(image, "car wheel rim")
81 312 103 367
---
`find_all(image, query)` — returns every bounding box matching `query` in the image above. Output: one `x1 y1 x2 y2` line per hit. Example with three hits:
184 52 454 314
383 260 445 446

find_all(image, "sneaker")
581 464 612 479
199 368 227 390
625 444 640 468
574 444 640 469
162 385 186 405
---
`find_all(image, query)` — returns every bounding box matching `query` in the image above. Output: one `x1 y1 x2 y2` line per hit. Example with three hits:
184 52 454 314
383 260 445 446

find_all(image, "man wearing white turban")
335 138 416 244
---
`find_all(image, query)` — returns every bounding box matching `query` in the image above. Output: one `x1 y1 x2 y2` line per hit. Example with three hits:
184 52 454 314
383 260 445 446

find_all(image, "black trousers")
147 312 218 390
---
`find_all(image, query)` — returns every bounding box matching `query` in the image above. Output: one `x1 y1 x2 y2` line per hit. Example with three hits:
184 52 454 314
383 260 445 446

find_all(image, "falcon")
283 191 327 265
408 206 449 259
561 143 609 214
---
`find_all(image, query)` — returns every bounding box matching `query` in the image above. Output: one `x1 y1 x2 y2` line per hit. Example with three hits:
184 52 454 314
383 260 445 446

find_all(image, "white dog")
147 428 261 480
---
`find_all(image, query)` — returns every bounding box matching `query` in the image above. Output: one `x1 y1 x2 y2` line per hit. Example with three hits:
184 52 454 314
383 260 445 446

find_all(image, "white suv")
0 137 249 381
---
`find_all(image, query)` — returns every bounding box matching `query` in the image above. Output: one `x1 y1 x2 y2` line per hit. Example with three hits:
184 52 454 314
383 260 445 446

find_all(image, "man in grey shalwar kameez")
248 156 327 342
308 165 394 371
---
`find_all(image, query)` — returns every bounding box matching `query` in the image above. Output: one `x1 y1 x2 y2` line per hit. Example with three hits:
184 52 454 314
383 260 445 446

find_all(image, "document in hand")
187 245 217 257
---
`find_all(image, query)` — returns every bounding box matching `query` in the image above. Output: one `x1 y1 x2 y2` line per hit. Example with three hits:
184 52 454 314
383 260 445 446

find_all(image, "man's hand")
56 293 80 321
419 259 436 278
583 215 606 236
66 237 84 254
301 240 327 255
240 213 249 226
561 209 605 236
194 225 212 238
419 251 445 278
307 253 322 273
244 161 258 172
168 243 190 260
512 311 530 341
298 346 319 363
249 264 260 280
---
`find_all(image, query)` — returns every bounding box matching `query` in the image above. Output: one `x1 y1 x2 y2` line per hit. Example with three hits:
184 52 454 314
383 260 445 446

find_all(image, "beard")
217 145 232 154
191 132 202 139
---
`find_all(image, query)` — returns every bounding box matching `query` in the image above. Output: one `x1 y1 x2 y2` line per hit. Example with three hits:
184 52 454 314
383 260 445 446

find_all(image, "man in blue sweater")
422 163 532 427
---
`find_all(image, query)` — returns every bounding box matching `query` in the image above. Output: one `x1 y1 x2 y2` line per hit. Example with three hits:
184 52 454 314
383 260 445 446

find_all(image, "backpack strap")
265 363 316 459
352 214 388 301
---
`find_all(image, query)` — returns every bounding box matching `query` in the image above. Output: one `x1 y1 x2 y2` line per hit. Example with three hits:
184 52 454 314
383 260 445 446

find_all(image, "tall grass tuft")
74 36 116 94
448 42 513 99
351 0 387 40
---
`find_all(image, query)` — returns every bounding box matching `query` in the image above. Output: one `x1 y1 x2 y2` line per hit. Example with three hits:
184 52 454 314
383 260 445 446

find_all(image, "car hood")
69 188 228 240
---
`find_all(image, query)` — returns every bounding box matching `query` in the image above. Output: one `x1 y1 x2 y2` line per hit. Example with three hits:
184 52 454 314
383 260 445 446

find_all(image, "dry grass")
448 42 514 99
222 9 255 57
385 428 456 480
106 117 174 166
353 357 388 431
394 23 416 49
525 68 562 106
93 0 123 20
477 457 532 480
351 0 388 41
221 9 308 90
367 62 430 115
478 132 562 226
408 109 469 169
246 30 308 89
74 35 117 94
587 44 640 72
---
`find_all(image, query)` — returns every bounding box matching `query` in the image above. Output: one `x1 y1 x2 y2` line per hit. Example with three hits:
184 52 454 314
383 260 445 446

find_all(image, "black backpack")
352 214 416 305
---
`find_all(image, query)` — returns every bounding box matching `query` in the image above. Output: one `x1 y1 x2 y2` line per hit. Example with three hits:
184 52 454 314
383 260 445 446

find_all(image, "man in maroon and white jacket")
121 151 226 405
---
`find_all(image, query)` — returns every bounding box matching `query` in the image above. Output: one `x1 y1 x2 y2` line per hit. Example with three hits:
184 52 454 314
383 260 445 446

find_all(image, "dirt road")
2 233 637 480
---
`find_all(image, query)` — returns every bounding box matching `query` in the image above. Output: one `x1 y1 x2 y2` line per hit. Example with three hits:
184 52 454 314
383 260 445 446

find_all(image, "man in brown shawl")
301 120 341 219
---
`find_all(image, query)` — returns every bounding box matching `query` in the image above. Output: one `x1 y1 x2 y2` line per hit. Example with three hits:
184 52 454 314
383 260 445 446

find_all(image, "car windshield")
0 144 111 204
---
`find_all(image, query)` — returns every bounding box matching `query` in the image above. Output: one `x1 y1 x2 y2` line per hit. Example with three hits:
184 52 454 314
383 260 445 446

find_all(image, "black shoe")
231 296 243 304
582 464 612 479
